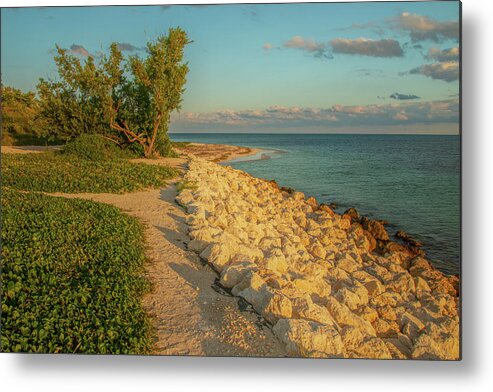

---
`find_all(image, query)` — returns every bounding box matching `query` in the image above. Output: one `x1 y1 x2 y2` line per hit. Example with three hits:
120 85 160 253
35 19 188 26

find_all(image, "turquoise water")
172 133 460 275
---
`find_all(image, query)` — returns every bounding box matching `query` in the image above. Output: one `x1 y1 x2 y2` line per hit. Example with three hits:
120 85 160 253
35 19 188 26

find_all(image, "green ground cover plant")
2 151 178 194
1 189 151 353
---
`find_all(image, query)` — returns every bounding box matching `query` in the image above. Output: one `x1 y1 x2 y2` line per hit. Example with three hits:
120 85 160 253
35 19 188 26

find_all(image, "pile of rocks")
176 157 460 359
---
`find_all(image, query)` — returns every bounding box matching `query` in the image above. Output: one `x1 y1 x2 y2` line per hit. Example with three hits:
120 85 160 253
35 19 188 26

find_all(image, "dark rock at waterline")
280 186 295 194
395 230 423 247
343 207 360 221
377 240 425 259
361 216 389 241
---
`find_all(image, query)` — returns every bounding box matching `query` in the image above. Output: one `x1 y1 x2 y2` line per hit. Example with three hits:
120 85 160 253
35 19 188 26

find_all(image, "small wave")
225 148 286 164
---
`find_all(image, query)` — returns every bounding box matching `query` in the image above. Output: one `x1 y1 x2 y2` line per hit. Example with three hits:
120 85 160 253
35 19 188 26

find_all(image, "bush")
1 189 151 353
2 152 178 194
61 134 135 161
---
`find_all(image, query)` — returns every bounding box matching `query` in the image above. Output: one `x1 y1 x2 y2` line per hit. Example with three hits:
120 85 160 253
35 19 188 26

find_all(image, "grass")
2 151 178 194
1 189 151 354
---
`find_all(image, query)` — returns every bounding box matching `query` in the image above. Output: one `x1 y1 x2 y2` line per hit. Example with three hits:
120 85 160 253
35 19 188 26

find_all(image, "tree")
1 85 46 145
37 52 110 139
37 27 190 158
109 28 190 157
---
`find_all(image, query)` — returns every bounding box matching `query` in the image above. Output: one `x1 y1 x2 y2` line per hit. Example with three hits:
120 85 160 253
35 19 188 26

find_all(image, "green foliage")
2 152 177 193
37 52 112 139
37 28 191 158
0 86 55 145
1 189 151 354
62 134 136 161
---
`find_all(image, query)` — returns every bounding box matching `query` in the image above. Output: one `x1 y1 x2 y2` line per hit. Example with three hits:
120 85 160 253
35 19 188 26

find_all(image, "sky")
1 2 460 134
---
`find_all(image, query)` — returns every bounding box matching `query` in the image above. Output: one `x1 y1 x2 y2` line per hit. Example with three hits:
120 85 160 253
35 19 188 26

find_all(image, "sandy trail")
49 163 285 357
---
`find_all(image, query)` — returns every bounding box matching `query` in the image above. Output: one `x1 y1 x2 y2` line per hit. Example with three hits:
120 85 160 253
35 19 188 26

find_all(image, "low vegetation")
2 150 177 194
61 134 137 161
1 189 151 353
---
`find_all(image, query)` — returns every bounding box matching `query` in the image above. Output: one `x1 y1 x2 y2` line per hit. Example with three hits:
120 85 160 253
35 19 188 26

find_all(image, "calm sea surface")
171 133 460 275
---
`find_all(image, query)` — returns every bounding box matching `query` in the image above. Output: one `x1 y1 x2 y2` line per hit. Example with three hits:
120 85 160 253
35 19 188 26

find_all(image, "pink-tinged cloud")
282 36 332 59
173 99 459 129
390 12 459 43
426 47 459 62
410 61 459 82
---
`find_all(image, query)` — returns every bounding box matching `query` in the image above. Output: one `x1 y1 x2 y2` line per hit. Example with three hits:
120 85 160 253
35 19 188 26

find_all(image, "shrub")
1 189 151 354
61 134 135 161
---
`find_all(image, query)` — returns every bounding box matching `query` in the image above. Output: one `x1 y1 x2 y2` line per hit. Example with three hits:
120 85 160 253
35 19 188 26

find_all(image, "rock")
364 279 385 297
292 191 305 202
395 230 423 247
188 238 209 253
361 217 389 241
236 280 292 324
386 272 416 294
362 230 377 252
342 207 360 222
293 277 331 298
335 286 368 310
306 196 318 210
354 306 379 324
399 312 425 338
273 318 344 358
290 296 336 326
309 243 326 259
220 261 258 289
335 254 360 273
280 186 295 194
414 276 431 298
175 189 194 206
318 203 335 217
183 156 460 360
325 297 376 337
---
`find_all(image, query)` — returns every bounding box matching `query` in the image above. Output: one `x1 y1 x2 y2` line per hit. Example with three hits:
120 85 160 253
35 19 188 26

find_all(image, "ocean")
171 133 461 275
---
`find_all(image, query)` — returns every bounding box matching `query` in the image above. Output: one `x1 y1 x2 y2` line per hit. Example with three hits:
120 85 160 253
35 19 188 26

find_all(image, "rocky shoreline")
176 156 460 360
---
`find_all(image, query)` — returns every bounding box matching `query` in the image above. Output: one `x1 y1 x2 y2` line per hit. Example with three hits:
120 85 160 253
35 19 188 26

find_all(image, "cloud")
283 36 333 59
330 38 403 57
263 42 274 51
67 44 91 57
426 47 459 62
390 92 420 100
174 99 459 129
115 42 142 52
393 112 409 121
390 12 459 43
410 61 459 82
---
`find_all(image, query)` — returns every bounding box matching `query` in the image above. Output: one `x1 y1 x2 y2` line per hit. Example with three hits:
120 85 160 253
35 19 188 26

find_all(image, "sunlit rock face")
177 156 460 360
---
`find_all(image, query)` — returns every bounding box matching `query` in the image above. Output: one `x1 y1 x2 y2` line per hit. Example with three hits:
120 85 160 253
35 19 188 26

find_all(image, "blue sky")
1 2 460 133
